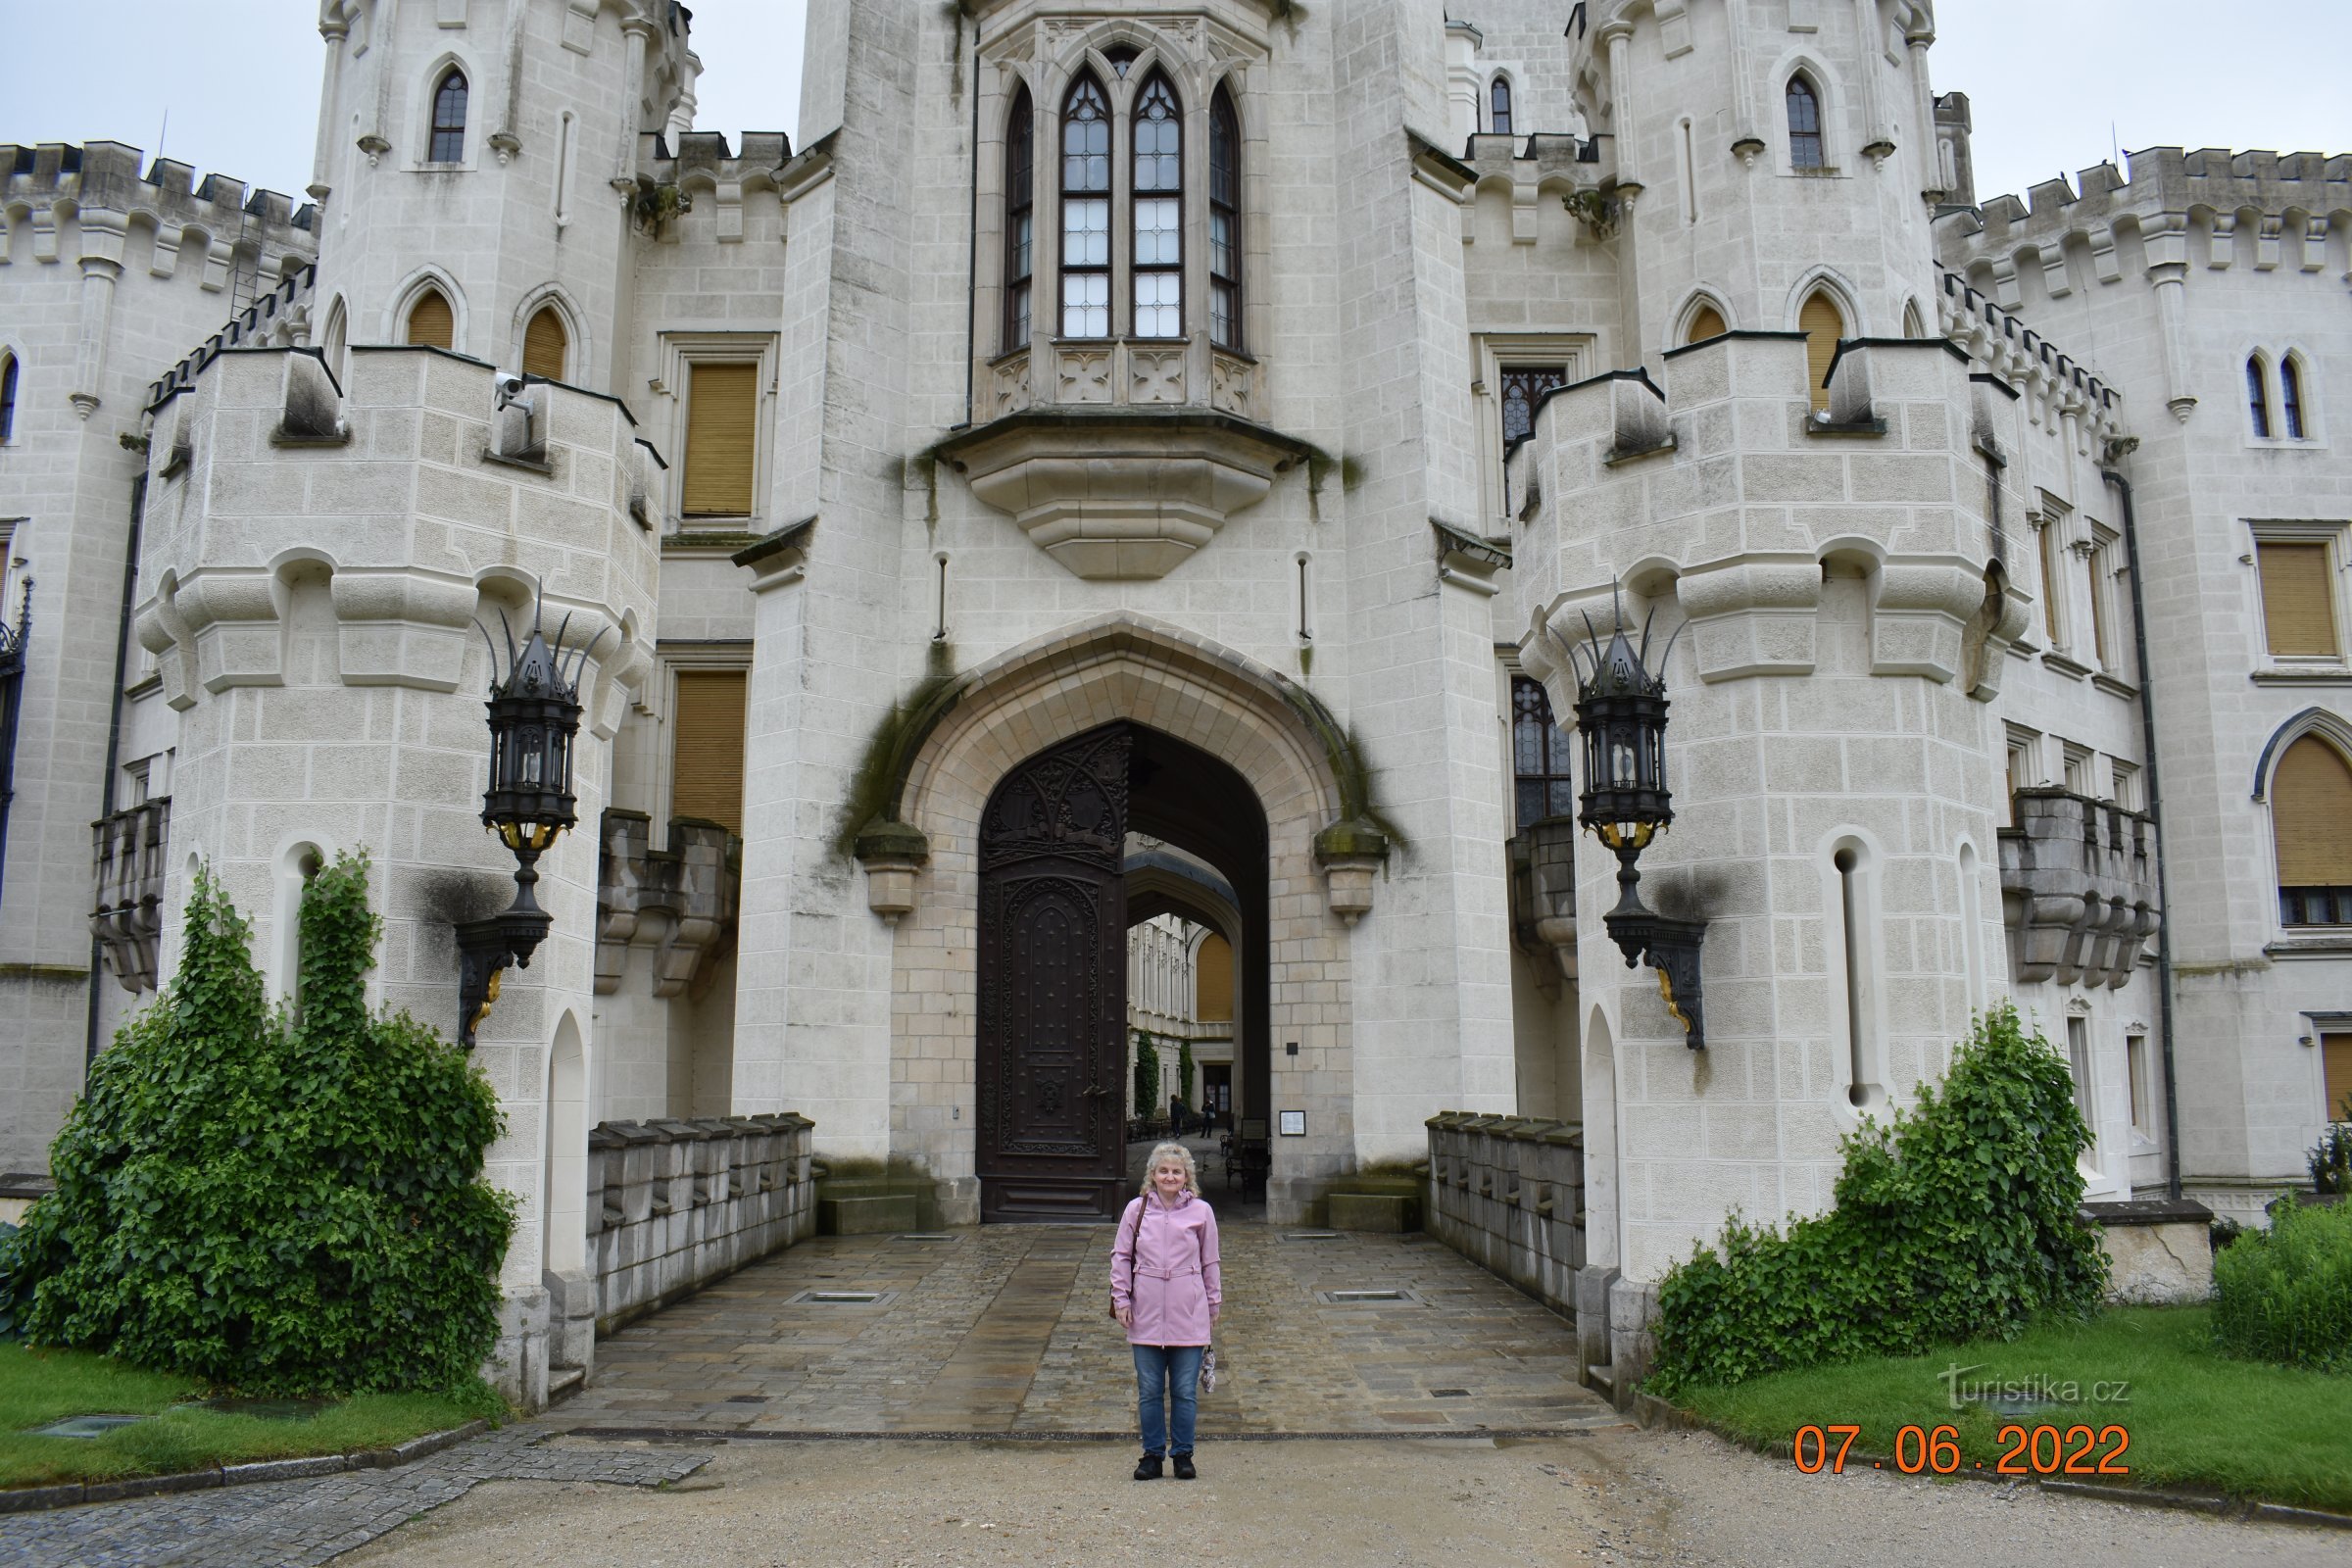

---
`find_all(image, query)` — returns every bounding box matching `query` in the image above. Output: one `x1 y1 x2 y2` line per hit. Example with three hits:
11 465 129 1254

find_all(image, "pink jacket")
1110 1191 1221 1347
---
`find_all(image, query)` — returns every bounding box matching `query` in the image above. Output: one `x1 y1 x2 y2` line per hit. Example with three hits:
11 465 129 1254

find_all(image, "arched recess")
266 834 329 1006
513 285 586 384
891 615 1366 1215
384 265 468 353
1788 270 1858 413
2252 707 2352 801
320 295 349 383
1670 289 1732 350
1580 1004 1621 1271
544 1010 589 1276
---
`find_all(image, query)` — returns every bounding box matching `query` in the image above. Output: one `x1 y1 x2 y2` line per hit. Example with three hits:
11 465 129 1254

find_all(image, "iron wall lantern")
1572 607 1707 1049
457 604 603 1047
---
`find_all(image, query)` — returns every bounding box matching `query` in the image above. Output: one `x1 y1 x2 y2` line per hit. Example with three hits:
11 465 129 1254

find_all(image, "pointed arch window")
1490 75 1514 137
1004 87 1036 350
2281 355 2306 439
2274 734 2352 925
2247 356 2273 438
1210 86 1243 350
0 353 18 442
405 287 455 350
1685 303 1727 345
1787 75 1825 169
1133 74 1183 339
429 68 468 163
523 305 568 380
1799 290 1843 412
1060 74 1112 339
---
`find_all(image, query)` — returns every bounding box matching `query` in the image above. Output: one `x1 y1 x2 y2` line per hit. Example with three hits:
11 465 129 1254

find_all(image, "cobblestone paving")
564 1220 1622 1437
0 1423 713 1568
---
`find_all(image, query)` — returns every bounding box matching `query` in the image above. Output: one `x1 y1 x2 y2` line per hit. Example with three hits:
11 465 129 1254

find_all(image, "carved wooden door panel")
976 724 1130 1221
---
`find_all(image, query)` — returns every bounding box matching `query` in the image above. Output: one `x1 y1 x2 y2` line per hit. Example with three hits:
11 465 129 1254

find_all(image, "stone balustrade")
89 797 171 993
1424 1111 1588 1319
1999 787 2161 988
586 1113 814 1333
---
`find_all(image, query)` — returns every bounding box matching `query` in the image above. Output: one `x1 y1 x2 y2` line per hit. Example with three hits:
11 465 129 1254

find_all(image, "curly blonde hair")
1138 1141 1199 1198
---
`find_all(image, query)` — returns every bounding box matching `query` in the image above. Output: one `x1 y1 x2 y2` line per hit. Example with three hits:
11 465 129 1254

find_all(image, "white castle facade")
1 0 2347 1403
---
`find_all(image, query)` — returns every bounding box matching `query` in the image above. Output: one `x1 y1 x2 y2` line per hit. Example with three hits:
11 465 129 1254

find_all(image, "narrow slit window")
0 354 17 441
1837 847 1870 1105
2127 1034 2150 1137
1787 76 1825 169
1132 74 1183 339
1004 88 1035 351
2066 1016 2096 1139
2281 356 2306 439
1059 74 1112 339
430 68 468 163
1210 86 1242 350
522 306 567 381
2247 357 2273 438
405 288 454 350
1490 76 1514 137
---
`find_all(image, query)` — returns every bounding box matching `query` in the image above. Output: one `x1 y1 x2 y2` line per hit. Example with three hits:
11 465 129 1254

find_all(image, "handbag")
1200 1345 1217 1393
1108 1200 1142 1321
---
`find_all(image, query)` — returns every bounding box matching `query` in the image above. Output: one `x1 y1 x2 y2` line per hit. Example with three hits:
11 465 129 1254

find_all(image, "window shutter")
406 290 454 350
1195 932 1233 1022
2273 736 2352 887
1686 304 1727 344
523 308 568 381
1799 293 1841 412
2257 541 2339 656
682 362 758 516
670 669 748 833
2325 1033 2352 1121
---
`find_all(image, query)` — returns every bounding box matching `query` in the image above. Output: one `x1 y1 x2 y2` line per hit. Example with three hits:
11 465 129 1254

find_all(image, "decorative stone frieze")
935 406 1315 580
585 1113 814 1333
595 809 741 997
89 798 170 994
1998 787 2161 988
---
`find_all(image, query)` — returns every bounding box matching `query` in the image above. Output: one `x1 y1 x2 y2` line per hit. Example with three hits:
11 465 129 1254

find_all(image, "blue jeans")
1132 1344 1203 1456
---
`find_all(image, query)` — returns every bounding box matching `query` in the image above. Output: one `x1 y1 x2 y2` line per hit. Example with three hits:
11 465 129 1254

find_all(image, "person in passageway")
1111 1141 1221 1480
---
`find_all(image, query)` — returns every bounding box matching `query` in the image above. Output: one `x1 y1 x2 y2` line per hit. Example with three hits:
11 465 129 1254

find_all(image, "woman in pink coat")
1111 1141 1221 1480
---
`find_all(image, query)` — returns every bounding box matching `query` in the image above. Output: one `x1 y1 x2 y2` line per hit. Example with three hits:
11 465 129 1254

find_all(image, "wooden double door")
976 725 1133 1221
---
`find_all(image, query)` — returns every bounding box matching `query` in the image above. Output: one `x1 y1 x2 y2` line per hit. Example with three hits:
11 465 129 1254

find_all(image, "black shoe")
1172 1453 1197 1480
1134 1453 1164 1480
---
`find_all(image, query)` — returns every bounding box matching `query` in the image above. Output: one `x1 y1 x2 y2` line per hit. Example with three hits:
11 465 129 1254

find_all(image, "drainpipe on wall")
85 473 144 1069
2101 465 2181 1201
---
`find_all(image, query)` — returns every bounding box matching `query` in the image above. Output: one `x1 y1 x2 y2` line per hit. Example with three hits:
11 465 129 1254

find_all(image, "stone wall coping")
0 1418 491 1515
1428 1111 1585 1146
587 1114 810 1151
2081 1198 2215 1227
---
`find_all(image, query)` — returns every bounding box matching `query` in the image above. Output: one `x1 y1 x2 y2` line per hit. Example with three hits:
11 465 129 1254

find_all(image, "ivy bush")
1647 1004 2108 1395
2212 1199 2352 1373
13 856 514 1396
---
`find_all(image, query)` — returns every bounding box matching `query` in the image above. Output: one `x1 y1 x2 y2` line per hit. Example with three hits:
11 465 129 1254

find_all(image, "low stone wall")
586 1114 815 1334
2084 1198 2214 1304
1425 1111 1588 1318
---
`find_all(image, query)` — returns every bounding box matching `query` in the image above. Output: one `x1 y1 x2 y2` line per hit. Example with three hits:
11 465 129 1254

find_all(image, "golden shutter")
2257 541 2339 656
406 290 454 350
1799 292 1842 412
670 670 748 832
2273 736 2352 887
2324 1034 2352 1121
2085 549 2110 664
682 362 758 516
1686 304 1727 345
1195 932 1233 1022
523 308 568 381
2039 525 2063 643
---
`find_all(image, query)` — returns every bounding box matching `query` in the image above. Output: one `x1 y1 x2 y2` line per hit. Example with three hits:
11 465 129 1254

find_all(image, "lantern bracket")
456 901 553 1049
1601 906 1707 1051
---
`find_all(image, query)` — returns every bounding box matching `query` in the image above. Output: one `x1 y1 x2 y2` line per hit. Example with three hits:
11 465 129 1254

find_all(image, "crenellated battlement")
0 141 318 273
631 128 816 243
1936 144 2351 308
143 265 319 413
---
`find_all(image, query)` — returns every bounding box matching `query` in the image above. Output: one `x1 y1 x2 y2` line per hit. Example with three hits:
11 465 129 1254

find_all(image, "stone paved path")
561 1220 1623 1436
0 1421 713 1568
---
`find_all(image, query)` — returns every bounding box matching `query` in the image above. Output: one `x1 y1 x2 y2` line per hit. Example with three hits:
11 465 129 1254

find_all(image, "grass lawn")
0 1343 507 1489
1668 1305 2352 1513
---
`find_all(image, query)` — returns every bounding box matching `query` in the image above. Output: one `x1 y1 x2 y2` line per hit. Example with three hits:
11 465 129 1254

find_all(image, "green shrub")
1134 1029 1159 1117
1648 1004 2107 1394
2212 1199 2352 1373
2309 1098 2351 1195
13 856 514 1396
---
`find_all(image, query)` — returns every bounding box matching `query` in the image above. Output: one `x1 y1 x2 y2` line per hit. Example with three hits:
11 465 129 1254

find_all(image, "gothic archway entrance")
976 720 1270 1221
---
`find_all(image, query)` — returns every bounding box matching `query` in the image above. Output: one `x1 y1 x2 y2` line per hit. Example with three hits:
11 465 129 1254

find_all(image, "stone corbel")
1435 519 1510 596
174 569 287 693
1315 819 1390 928
1869 557 1985 683
1674 555 1823 681
652 821 736 996
855 818 930 926
328 567 478 690
595 809 650 995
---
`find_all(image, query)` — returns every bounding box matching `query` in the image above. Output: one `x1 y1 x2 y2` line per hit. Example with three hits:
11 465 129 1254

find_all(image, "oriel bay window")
1132 74 1184 339
1060 74 1112 339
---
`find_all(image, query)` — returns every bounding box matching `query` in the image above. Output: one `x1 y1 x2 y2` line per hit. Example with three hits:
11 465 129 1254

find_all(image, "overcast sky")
7 1 2346 214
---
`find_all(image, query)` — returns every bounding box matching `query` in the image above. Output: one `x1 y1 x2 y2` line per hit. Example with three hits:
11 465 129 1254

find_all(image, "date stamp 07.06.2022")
1789 1423 2132 1478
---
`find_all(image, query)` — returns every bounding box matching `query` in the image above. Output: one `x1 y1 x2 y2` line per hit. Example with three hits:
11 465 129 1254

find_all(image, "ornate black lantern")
1572 607 1707 1049
456 604 603 1047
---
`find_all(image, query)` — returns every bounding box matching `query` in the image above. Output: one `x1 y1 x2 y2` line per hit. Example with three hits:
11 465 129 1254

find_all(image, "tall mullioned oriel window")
1060 74 1112 339
1510 676 1576 827
429 68 468 163
1210 86 1243 350
1004 87 1035 350
1132 74 1183 338
1787 75 1824 169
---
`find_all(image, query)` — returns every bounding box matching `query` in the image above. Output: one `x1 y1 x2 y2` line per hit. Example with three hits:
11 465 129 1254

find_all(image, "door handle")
1082 1083 1109 1098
